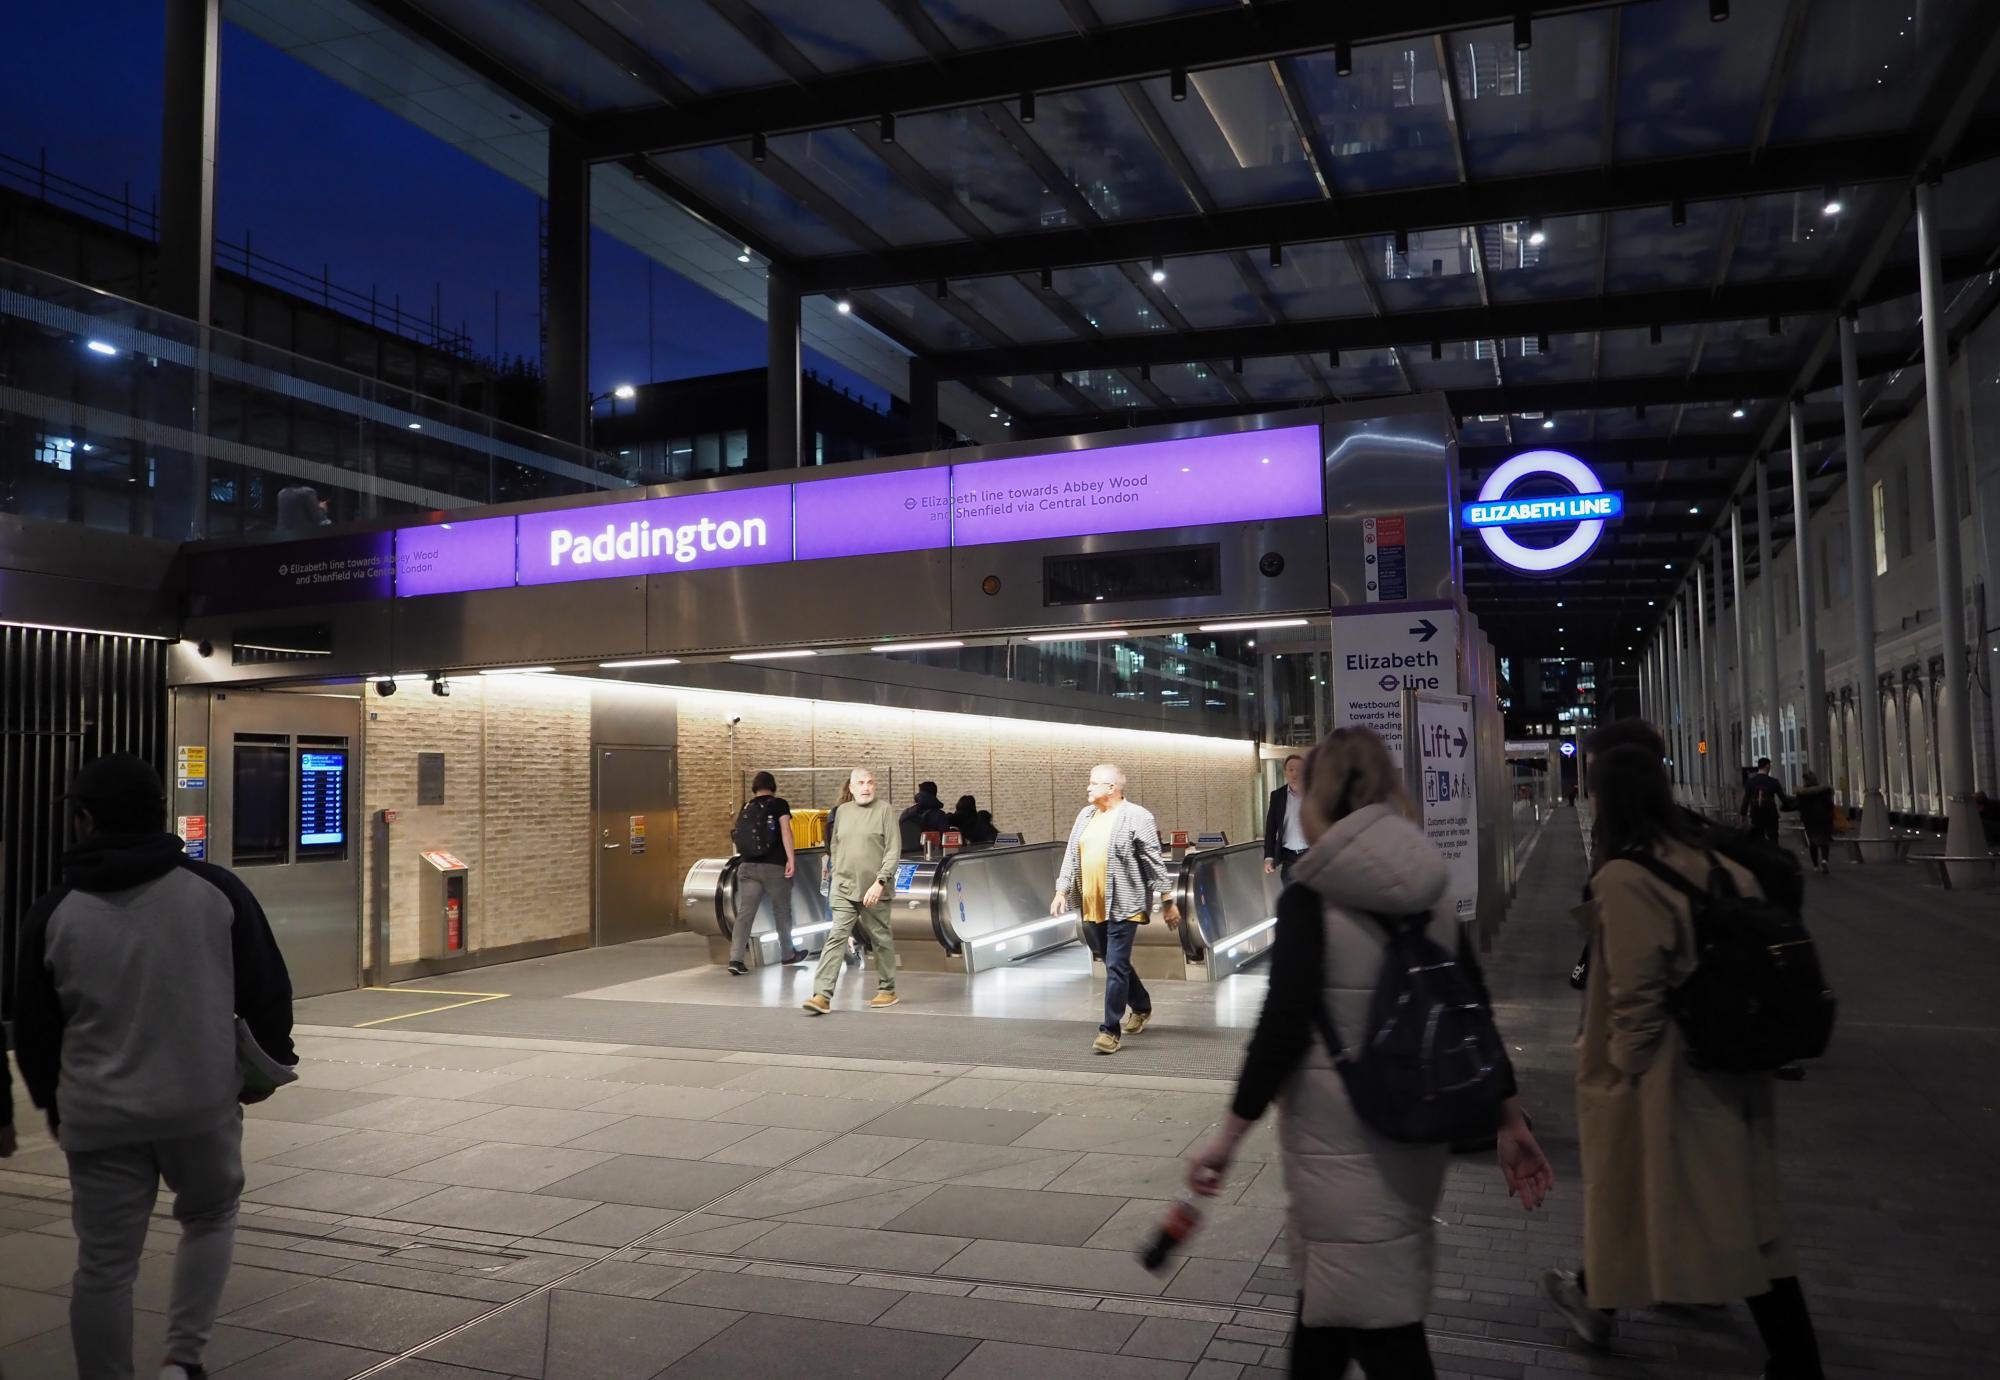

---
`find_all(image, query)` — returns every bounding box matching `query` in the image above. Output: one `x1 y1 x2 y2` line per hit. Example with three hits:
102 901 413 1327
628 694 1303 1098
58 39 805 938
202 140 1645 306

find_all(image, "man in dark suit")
1263 754 1307 883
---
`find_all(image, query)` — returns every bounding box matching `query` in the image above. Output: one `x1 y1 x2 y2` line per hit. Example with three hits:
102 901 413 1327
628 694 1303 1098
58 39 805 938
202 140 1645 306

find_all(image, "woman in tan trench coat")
1541 720 1824 1380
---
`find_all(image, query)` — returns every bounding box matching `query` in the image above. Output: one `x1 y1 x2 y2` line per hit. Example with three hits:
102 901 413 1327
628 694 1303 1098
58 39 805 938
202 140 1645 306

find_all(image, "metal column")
1696 560 1715 805
1731 503 1752 774
1755 455 1784 778
1839 310 1892 858
1711 541 1730 792
1915 178 1982 881
767 264 802 468
160 0 219 324
908 358 939 454
1672 597 1689 797
545 125 591 448
1788 400 1826 781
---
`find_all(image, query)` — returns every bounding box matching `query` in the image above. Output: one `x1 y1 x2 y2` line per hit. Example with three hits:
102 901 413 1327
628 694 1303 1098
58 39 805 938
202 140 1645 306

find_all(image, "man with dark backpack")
728 772 804 975
1740 757 1789 843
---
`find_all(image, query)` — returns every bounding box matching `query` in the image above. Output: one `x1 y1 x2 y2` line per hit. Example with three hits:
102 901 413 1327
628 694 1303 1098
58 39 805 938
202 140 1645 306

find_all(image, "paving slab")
539 1155 764 1210
855 1102 1050 1146
390 1185 600 1236
943 1339 1195 1380
221 1275 492 1350
875 1290 1144 1352
652 1311 975 1380
245 1169 439 1219
662 1266 907 1323
883 1184 1128 1247
426 1288 742 1380
395 1142 618 1192
735 1221 972 1274
563 1115 762 1160
943 1238 1181 1297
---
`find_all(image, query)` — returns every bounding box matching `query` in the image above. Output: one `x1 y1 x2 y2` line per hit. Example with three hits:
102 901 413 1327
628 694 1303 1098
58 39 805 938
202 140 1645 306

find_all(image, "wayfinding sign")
1409 691 1479 920
1464 449 1623 575
1329 605 1456 766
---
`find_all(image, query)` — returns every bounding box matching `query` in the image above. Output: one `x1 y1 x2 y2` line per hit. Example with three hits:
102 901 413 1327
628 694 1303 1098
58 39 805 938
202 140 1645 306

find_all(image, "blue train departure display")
298 750 347 849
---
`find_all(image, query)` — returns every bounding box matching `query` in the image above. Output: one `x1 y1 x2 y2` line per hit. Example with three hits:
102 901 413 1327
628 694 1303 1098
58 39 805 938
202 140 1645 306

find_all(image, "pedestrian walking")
14 753 296 1380
728 770 805 974
1792 770 1835 874
1187 727 1553 1378
1050 764 1179 1054
1541 721 1825 1380
803 768 901 1014
1740 757 1788 843
1263 753 1307 882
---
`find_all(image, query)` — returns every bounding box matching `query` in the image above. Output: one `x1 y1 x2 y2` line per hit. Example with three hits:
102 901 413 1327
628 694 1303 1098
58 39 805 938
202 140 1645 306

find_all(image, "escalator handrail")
930 840 1067 954
1174 841 1268 961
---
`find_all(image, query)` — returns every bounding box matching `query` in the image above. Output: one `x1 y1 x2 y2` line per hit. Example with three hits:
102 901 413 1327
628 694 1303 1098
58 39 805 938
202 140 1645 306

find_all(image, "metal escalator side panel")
680 856 738 939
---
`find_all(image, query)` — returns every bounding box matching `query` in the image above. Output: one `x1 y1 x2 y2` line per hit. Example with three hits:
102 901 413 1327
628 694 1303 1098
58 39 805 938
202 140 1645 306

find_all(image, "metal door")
595 746 679 946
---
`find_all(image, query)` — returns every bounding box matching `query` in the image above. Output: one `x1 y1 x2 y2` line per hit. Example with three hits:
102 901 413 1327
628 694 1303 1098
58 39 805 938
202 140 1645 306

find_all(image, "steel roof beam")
581 1 1626 158
787 120 2000 294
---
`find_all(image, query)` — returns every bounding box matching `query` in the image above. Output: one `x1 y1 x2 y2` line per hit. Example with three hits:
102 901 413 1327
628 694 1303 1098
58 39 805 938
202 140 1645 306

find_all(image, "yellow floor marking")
353 986 510 1028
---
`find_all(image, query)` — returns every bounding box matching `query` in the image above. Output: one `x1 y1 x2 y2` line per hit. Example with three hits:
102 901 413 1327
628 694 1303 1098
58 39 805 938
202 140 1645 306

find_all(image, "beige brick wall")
363 676 592 966
366 677 1256 964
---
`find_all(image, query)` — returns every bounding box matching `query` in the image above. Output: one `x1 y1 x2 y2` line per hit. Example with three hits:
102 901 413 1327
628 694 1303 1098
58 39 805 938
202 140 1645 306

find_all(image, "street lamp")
587 384 640 466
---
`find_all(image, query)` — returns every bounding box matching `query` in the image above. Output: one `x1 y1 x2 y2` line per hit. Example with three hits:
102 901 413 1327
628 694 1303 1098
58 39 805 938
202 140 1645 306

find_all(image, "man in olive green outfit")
804 768 903 1014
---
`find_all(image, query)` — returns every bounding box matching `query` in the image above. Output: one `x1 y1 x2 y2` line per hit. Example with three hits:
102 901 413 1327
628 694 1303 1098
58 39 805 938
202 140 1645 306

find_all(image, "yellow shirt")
1079 804 1142 924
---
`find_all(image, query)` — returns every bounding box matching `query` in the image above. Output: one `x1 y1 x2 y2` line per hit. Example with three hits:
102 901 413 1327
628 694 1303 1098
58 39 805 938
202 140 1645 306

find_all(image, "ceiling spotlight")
1269 242 1283 269
1537 331 1550 353
737 246 752 263
835 298 852 314
1394 227 1409 257
1513 13 1532 50
1527 217 1546 246
750 131 767 162
935 278 949 300
1039 267 1052 290
85 338 119 356
1140 363 1152 382
1170 68 1188 101
1731 403 1747 418
1689 506 1701 515
1232 354 1244 375
1335 37 1353 76
1711 0 1730 21
406 421 422 430
879 112 896 143
1020 89 1036 123
1431 340 1442 361
1821 184 1841 216
1768 313 1782 336
1150 256 1166 283
1650 322 1664 346
1541 417 1555 430
1671 197 1687 228
1556 600 1564 608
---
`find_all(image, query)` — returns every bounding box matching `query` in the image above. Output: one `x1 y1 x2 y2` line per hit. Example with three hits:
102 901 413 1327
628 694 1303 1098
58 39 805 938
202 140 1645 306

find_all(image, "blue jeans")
1086 919 1151 1036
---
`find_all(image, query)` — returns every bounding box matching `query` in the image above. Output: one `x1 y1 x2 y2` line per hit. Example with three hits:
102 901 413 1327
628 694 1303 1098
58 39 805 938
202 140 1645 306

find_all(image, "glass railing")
0 257 630 542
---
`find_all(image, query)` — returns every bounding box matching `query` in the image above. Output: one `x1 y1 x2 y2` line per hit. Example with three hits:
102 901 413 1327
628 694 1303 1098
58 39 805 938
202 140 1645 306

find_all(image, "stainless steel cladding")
1321 395 1459 608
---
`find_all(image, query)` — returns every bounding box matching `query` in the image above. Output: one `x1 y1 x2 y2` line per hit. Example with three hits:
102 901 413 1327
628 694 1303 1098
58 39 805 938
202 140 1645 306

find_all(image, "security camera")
431 676 451 698
726 714 742 726
375 678 397 697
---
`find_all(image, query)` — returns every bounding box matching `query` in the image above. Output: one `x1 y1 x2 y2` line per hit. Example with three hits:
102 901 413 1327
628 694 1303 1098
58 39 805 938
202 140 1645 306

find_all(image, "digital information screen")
298 750 347 849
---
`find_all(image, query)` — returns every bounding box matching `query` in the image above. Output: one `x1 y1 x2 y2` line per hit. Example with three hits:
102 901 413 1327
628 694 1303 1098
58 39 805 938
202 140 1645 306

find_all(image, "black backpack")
1313 914 1509 1145
731 799 777 858
1620 852 1835 1072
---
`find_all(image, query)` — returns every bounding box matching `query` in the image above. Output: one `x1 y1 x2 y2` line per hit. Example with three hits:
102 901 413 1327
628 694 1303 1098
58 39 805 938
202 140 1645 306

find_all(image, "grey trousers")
729 860 797 965
813 895 896 999
65 1116 243 1380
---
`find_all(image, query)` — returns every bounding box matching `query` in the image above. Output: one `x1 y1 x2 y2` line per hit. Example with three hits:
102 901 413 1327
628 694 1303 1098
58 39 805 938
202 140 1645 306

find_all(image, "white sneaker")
1539 1268 1613 1349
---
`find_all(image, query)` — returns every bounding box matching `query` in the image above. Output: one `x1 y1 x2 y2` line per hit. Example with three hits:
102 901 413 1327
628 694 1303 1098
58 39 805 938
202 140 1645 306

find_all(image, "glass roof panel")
1885 156 2000 266
1050 265 1168 335
1371 228 1484 313
1456 416 1512 446
1447 10 1612 178
1154 362 1235 406
1582 407 1666 441
651 148 859 255
1602 200 1729 291
1291 42 1461 193
1240 355 1318 403
1064 369 1144 411
1500 334 1597 386
1135 66 1325 209
1022 87 1201 221
1324 347 1409 398
1769 0 1979 143
892 107 1075 236
1252 240 1376 319
1402 340 1502 393
580 0 788 94
1483 215 1603 304
1152 253 1272 329
1613 0 1790 159
989 373 1071 416
946 274 1075 342
911 0 1074 47
766 128 967 246
746 0 928 72
1092 0 1234 23
1597 324 1697 379
1726 186 1883 284
1694 317 1807 374
420 0 662 110
859 286 987 351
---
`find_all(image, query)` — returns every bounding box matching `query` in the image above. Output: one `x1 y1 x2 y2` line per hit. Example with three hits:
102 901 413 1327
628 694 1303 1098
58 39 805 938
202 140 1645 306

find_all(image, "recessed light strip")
868 640 965 653
1025 628 1128 643
478 666 554 675
599 657 683 669
1196 618 1310 633
729 649 818 661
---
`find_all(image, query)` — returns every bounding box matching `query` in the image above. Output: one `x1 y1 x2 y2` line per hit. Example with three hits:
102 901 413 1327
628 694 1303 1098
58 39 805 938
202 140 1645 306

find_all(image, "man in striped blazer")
1051 764 1180 1053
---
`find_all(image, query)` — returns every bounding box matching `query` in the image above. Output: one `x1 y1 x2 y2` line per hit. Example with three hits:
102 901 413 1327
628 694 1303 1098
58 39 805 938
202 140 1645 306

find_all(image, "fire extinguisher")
445 894 462 952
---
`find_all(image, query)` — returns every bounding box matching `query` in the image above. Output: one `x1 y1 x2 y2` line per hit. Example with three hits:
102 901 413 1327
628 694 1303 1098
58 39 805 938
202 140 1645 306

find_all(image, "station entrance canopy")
175 400 1459 684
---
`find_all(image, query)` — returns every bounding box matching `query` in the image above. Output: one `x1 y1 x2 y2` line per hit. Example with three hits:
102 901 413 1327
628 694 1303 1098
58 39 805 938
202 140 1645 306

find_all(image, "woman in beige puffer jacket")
1187 727 1553 1379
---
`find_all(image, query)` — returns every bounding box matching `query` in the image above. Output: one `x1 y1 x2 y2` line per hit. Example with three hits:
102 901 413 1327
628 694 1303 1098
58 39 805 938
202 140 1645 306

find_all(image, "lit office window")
724 430 749 470
34 435 75 470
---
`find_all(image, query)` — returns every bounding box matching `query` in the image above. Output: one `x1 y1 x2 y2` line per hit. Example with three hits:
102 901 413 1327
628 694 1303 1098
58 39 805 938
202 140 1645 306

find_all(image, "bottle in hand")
1139 1198 1202 1273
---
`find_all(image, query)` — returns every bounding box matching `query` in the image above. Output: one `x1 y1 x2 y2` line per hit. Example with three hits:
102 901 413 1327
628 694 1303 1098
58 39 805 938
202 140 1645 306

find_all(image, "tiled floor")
2 817 1994 1378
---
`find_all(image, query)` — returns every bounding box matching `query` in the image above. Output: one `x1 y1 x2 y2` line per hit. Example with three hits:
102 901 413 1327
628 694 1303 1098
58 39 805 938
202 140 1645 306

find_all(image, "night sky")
0 1 885 405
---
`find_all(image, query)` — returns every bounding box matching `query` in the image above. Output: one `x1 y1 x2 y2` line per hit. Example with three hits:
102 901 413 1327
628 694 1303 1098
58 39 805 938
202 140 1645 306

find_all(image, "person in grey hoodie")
1185 728 1552 1378
14 754 295 1380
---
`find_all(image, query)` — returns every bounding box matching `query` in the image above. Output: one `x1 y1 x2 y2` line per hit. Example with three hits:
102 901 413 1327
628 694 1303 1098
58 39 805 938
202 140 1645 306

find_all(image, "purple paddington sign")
516 486 793 586
394 516 517 598
794 466 951 561
949 424 1323 547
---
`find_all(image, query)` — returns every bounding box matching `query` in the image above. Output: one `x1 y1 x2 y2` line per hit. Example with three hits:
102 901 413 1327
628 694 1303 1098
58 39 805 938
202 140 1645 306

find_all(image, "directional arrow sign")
1409 617 1439 642
1453 727 1469 756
